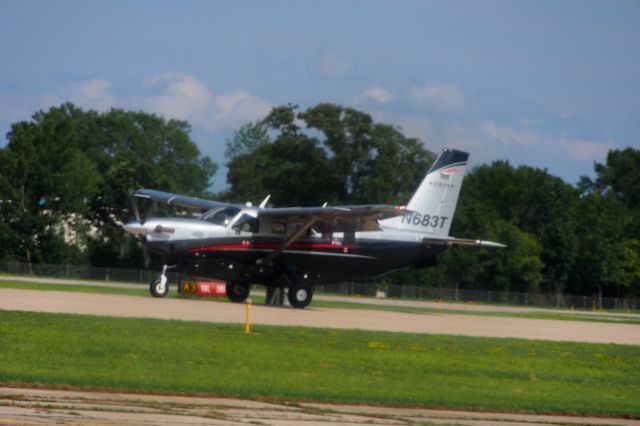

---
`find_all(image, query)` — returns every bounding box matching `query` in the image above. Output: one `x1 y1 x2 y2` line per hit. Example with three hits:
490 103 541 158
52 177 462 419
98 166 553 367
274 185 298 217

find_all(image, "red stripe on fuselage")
188 242 357 253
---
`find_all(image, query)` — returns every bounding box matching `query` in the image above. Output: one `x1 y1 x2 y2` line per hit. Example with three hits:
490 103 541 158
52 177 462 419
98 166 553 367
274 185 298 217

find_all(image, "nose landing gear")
149 264 175 298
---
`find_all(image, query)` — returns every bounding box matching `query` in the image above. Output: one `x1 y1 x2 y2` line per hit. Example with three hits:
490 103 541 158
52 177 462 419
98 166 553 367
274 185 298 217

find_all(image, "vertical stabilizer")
382 149 469 236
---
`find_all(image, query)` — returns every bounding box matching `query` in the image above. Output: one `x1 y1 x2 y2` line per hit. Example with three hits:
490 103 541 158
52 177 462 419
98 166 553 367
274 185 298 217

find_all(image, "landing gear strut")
149 264 173 298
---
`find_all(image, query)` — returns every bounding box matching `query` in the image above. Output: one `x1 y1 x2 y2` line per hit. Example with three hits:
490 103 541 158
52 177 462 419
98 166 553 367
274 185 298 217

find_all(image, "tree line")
0 102 638 300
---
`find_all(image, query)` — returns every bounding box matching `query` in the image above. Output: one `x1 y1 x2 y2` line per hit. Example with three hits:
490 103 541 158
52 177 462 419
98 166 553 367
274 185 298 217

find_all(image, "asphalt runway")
1 288 639 345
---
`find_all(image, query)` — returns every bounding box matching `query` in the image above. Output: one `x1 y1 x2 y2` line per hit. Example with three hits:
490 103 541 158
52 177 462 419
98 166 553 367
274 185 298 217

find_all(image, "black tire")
149 276 169 298
287 284 313 308
226 281 250 303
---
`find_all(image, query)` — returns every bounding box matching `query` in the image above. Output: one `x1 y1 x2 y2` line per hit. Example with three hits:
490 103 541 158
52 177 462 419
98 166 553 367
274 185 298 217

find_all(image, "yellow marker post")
245 299 252 334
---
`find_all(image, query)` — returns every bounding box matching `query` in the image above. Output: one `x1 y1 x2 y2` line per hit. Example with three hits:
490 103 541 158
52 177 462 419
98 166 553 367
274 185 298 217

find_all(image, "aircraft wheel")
288 284 313 308
149 276 169 298
226 281 250 303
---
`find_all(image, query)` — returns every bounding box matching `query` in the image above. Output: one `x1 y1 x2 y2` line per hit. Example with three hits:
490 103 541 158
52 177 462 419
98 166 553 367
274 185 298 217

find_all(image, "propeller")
131 195 142 223
126 192 152 269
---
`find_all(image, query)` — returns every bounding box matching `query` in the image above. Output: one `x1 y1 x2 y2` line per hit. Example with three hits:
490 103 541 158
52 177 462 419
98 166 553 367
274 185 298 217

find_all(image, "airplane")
122 148 504 308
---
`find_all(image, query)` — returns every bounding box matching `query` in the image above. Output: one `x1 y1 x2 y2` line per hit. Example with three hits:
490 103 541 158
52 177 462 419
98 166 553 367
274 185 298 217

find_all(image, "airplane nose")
122 221 146 236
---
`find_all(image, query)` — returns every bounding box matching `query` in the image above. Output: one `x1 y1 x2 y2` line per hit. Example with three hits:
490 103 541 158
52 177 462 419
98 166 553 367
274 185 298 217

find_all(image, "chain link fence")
314 282 639 310
1 260 638 310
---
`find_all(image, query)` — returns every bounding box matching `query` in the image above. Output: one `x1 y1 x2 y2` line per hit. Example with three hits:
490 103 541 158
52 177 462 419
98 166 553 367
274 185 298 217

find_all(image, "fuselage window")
271 222 286 235
232 214 259 233
201 206 241 226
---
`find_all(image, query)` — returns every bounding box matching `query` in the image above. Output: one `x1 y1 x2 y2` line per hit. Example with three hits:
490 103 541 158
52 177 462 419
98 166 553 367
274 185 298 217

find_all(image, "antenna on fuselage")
259 194 271 208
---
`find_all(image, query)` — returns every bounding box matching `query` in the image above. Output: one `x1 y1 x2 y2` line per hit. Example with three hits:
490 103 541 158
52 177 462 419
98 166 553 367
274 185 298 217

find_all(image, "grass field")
1 310 638 417
2 279 639 325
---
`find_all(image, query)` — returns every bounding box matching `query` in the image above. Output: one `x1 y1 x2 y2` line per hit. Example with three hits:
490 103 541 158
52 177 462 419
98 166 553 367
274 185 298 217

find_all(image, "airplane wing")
423 237 506 248
132 189 226 211
257 204 408 265
259 204 407 232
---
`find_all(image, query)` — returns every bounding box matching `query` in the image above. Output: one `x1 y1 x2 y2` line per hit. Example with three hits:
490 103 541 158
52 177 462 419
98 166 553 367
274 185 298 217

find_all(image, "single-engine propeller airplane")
123 148 504 308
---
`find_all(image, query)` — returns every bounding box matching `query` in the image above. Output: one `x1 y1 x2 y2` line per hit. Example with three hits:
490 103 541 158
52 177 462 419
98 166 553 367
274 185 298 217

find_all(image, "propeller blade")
131 196 141 222
142 245 150 269
143 200 158 224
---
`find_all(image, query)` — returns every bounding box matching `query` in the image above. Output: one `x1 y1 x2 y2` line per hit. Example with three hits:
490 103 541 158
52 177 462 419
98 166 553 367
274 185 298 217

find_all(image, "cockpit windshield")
201 206 241 226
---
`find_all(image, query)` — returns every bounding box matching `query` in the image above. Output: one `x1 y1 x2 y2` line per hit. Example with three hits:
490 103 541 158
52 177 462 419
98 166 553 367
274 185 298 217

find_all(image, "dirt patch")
1 387 638 426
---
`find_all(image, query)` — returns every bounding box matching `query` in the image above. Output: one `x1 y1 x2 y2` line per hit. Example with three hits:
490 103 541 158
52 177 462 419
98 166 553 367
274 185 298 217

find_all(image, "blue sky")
1 0 639 190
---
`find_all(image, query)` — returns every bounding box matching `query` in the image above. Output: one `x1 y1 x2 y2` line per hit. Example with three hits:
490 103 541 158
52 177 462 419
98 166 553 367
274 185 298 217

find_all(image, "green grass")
3 279 639 324
0 280 148 297
1 310 638 417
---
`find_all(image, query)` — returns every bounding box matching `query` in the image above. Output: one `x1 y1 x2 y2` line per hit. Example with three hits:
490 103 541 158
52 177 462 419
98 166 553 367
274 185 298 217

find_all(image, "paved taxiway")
1 288 639 344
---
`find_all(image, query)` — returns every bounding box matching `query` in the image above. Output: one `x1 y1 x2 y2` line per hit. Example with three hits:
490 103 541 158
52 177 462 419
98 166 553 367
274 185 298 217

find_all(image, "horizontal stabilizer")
423 237 507 248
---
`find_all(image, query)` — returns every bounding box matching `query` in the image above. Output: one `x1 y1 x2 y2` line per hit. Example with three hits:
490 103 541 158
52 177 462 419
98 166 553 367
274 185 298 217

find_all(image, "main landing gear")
225 281 314 308
226 281 251 303
287 283 314 308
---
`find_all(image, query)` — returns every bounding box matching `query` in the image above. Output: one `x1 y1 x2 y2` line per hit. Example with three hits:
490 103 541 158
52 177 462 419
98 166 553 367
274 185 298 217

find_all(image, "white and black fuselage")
123 149 504 307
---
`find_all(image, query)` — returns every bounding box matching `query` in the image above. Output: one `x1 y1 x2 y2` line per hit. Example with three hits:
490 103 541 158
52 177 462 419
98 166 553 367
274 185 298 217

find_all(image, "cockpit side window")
201 206 241 226
231 214 259 233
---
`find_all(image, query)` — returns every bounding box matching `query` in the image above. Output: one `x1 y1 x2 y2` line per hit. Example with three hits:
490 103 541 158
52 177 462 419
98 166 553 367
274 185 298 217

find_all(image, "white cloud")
42 79 117 112
141 72 213 121
349 86 395 104
139 72 271 132
558 137 615 162
391 114 434 143
0 93 33 125
315 51 351 76
443 122 485 154
408 84 465 111
478 120 537 146
206 90 272 133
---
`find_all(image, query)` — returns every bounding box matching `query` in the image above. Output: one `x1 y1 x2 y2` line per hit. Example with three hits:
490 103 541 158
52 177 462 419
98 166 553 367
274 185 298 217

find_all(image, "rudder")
383 149 469 236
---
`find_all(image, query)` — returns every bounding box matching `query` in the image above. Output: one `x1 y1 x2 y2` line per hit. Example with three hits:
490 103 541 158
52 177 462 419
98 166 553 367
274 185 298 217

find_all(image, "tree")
0 103 217 267
592 148 640 209
583 147 640 237
224 121 270 203
617 239 640 297
354 123 433 204
225 103 435 207
0 104 102 265
571 191 630 304
454 161 576 294
258 134 342 206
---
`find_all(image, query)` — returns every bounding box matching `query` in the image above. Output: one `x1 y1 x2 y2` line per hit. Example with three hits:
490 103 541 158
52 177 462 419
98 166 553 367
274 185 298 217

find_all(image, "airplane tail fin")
383 148 469 236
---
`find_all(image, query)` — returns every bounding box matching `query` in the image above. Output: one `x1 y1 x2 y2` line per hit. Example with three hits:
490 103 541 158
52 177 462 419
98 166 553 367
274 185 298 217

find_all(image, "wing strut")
260 217 318 266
